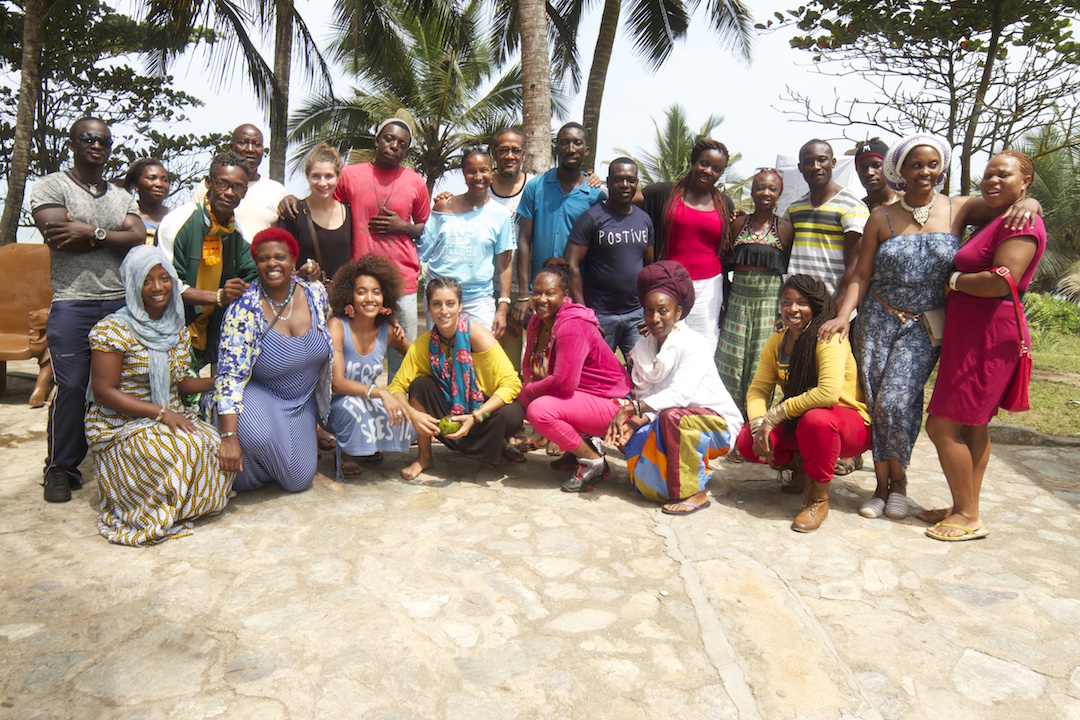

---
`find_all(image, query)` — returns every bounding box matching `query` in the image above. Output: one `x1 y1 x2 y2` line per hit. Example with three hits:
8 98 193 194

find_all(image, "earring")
345 304 355 318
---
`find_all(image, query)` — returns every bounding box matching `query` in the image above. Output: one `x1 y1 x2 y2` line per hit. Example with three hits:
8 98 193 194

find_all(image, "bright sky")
127 0 878 198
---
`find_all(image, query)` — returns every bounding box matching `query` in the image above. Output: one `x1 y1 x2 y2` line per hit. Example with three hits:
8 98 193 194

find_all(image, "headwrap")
428 314 485 416
882 134 951 191
854 138 889 164
113 245 185 406
636 261 695 319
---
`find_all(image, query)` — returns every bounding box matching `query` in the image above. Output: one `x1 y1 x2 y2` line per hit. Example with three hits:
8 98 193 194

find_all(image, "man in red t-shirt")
282 119 430 377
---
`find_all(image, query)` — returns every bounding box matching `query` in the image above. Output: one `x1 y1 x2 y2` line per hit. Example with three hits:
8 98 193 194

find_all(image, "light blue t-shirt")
516 169 606 286
418 202 517 301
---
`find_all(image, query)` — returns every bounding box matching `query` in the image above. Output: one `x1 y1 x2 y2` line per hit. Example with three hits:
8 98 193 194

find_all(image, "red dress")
927 215 1046 425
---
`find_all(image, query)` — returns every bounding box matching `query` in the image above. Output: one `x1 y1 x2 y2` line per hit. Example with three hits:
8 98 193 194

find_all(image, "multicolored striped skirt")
625 406 733 503
715 271 783 416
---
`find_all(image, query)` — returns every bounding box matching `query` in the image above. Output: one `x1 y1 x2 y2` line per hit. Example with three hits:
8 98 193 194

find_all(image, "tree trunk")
519 0 551 176
0 0 45 246
959 0 1004 195
581 0 620 173
269 0 293 183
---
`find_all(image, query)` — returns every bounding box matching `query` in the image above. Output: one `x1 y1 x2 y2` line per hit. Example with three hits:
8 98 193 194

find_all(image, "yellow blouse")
388 330 521 405
745 328 869 425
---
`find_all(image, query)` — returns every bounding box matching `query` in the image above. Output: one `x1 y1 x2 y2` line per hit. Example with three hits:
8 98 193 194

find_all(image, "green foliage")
288 0 525 192
1020 122 1080 300
1026 293 1080 337
0 0 226 205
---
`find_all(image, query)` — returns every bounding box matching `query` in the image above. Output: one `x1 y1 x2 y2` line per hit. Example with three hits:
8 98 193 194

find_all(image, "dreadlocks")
782 274 838 404
657 139 734 261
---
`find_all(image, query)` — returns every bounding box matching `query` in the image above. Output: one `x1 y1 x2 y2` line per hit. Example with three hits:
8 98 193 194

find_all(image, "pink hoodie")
519 300 632 407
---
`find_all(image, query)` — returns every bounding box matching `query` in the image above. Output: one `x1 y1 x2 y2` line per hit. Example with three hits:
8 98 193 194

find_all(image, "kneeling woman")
519 257 632 493
605 262 744 515
736 275 872 532
216 228 333 492
327 256 416 479
88 246 232 545
389 277 524 480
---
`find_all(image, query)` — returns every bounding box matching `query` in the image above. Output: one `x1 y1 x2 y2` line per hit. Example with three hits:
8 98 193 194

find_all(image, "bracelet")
217 288 224 307
763 401 789 427
497 297 512 305
219 431 236 439
632 399 642 416
749 417 764 434
948 271 961 291
366 384 377 399
514 297 530 303
154 405 166 422
473 410 490 424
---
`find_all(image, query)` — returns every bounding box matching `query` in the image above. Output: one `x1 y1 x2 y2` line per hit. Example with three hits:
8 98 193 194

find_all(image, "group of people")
32 114 1043 547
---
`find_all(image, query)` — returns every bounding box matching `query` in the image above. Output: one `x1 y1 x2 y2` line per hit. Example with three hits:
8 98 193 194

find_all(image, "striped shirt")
785 188 868 295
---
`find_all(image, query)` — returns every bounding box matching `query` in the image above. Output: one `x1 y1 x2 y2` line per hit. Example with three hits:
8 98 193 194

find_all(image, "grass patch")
996 378 1080 437
1031 329 1080 376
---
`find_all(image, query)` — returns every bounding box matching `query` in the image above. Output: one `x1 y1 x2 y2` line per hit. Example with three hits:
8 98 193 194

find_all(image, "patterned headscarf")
882 134 951 191
113 245 185 406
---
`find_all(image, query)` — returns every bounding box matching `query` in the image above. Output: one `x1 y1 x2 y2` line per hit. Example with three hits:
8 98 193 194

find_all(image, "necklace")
66 169 105 196
900 190 936 226
369 163 402 211
260 279 296 311
466 193 489 212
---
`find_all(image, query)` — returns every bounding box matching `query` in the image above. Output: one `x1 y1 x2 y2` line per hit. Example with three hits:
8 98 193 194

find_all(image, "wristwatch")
92 227 107 247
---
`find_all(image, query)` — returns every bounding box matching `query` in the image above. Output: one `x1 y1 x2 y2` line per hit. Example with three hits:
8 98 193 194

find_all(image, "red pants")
736 406 872 482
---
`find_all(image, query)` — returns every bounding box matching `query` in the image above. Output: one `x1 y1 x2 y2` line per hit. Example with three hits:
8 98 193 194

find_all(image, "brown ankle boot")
780 466 807 494
792 479 831 532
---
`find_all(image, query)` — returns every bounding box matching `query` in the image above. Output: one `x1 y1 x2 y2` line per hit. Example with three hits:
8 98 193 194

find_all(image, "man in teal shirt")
511 123 606 327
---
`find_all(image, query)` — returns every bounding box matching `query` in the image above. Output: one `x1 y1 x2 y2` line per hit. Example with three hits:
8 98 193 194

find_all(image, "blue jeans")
45 298 125 479
595 308 644 360
388 292 419 382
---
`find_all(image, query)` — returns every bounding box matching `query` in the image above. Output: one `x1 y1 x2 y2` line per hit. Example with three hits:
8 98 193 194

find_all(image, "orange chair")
0 243 53 405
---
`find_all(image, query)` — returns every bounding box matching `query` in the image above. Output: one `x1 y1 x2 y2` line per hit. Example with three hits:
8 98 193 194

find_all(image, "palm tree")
287 0 523 194
143 0 333 182
576 0 755 169
1021 124 1080 300
0 0 45 246
616 103 724 183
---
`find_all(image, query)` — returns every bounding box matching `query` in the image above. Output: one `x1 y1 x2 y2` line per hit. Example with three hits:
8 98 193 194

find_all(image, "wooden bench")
0 243 53 405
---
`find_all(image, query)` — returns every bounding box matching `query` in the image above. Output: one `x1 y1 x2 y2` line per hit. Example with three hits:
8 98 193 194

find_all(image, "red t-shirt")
335 162 431 293
663 197 724 280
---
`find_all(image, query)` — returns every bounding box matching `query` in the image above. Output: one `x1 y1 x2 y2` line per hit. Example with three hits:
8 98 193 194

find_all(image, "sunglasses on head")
76 132 112 148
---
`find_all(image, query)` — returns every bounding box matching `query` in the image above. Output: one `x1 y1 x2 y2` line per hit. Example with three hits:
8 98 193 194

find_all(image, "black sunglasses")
76 132 112 148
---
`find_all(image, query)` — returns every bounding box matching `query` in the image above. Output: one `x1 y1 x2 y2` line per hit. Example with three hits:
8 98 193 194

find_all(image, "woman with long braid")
636 140 735 354
735 275 872 532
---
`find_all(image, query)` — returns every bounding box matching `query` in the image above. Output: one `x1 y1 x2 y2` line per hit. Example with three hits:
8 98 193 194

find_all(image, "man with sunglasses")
30 117 147 503
158 151 258 371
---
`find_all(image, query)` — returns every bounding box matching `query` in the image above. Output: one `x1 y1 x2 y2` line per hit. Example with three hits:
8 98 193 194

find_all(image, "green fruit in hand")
439 416 461 434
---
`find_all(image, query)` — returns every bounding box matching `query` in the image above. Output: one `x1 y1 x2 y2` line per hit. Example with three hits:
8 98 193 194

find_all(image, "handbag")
994 266 1031 413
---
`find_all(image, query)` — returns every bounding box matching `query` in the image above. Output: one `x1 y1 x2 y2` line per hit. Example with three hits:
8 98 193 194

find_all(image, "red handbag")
994 266 1031 413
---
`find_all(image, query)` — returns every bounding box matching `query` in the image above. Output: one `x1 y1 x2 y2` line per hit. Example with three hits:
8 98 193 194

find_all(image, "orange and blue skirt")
625 406 732 503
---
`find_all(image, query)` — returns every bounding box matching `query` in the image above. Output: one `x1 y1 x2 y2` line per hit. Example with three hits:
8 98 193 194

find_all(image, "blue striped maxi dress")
233 323 330 492
86 319 232 546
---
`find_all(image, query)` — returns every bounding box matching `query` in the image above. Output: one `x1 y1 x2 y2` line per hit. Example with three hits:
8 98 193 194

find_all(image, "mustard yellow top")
388 330 522 405
746 329 870 425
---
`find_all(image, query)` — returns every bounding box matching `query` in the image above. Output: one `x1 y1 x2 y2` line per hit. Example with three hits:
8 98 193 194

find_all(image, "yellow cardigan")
746 329 870 425
388 330 521 405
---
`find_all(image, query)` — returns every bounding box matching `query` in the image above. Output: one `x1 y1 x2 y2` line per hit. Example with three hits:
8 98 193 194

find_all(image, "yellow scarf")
188 205 234 350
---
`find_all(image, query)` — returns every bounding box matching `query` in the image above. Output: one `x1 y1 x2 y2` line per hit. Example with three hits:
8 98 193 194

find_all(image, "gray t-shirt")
30 172 138 301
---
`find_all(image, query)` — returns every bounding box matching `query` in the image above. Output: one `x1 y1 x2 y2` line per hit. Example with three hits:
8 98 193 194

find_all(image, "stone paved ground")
2 361 1080 720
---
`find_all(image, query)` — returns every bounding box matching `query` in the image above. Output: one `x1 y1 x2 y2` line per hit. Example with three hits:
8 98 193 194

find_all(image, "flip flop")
502 443 527 464
661 500 712 516
916 508 951 524
318 436 336 451
833 457 856 476
925 522 989 542
339 461 363 477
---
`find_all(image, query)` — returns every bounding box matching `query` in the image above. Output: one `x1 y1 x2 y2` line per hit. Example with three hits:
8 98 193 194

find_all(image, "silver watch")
93 227 107 245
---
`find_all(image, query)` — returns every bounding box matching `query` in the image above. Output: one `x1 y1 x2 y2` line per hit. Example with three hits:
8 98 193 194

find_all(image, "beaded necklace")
260 280 297 322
